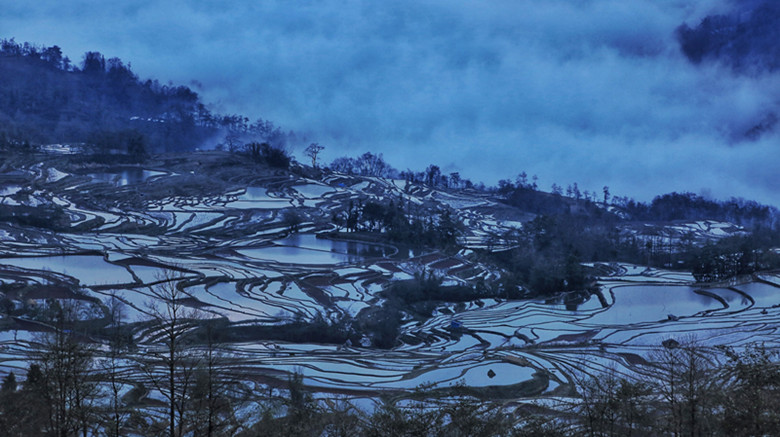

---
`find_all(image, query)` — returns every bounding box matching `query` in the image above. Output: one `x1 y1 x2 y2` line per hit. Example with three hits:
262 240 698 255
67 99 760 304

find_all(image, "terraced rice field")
0 157 773 403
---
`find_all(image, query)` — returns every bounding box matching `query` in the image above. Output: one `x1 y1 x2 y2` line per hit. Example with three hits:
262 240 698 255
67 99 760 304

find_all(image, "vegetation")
0 38 294 156
2 326 780 436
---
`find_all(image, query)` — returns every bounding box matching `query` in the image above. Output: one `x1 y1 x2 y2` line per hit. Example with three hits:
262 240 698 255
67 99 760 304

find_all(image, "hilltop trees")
244 142 291 169
304 143 325 168
330 152 394 178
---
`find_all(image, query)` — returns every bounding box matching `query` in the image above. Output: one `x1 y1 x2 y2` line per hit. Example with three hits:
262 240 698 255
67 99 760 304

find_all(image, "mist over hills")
5 1 780 205
677 1 780 73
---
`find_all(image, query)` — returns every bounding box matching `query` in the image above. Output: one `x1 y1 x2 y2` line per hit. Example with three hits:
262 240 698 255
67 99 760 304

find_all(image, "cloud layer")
3 0 780 204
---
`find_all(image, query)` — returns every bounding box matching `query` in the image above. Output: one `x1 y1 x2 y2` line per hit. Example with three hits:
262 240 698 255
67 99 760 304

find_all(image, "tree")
1 364 50 436
82 51 106 76
100 293 133 437
282 209 303 233
647 337 715 436
189 322 238 437
27 300 100 437
304 143 325 168
140 272 202 437
516 171 529 188
449 172 461 189
366 399 445 437
361 201 385 232
244 142 291 169
719 344 780 435
443 397 513 436
425 164 441 187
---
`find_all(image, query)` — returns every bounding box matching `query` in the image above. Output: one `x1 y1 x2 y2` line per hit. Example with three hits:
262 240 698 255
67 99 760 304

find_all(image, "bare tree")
647 337 715 437
576 367 651 437
304 143 324 168
140 272 202 437
100 292 133 437
189 321 241 437
30 299 100 437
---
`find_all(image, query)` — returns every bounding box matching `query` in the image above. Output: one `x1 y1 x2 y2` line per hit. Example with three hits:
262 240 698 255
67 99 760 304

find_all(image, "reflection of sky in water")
704 287 753 309
275 234 394 257
90 169 161 186
293 184 334 198
542 291 602 312
583 285 725 326
732 282 780 307
0 255 134 285
238 235 394 264
240 186 276 201
225 186 291 209
238 246 358 264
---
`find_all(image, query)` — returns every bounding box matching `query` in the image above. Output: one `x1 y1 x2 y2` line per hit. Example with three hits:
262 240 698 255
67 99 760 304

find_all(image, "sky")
3 0 779 205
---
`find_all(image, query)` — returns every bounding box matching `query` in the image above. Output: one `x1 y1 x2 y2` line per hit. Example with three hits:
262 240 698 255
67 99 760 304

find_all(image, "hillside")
0 38 295 156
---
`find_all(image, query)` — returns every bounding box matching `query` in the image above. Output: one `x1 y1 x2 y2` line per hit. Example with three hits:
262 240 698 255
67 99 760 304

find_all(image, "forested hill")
0 38 286 155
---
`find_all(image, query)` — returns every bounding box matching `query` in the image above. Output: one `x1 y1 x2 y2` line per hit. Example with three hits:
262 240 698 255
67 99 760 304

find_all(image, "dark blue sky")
4 0 779 205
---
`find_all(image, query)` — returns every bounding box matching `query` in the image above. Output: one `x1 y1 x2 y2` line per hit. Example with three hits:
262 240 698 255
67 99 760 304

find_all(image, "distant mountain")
676 1 780 73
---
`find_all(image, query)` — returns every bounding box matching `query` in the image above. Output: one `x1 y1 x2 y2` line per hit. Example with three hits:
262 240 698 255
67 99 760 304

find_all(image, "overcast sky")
3 0 779 204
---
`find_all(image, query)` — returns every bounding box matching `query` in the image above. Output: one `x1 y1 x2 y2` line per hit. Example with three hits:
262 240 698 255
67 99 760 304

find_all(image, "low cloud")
4 0 780 204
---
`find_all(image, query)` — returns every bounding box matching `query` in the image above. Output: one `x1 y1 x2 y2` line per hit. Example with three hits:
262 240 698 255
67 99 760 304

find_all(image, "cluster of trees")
329 153 477 190
621 192 778 228
399 165 476 190
688 233 780 282
489 174 780 290
489 213 611 295
332 199 460 248
491 209 780 293
574 340 780 436
242 141 291 169
0 278 243 437
329 152 396 178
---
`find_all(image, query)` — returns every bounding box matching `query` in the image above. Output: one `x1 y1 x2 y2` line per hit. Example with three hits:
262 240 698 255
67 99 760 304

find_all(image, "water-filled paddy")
731 282 780 307
238 234 395 265
0 255 135 286
584 285 726 326
89 168 163 186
